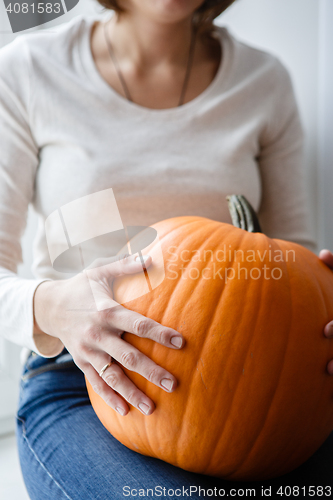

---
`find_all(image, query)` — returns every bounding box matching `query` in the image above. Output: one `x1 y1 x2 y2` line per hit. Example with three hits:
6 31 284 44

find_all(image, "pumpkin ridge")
131 219 223 460
158 222 223 329
267 244 333 476
142 403 154 457
179 228 248 472
229 239 333 480
152 218 220 323
198 230 252 468
274 256 326 476
156 217 213 248
167 224 228 466
265 248 324 478
296 245 328 316
204 230 264 473
222 237 293 479
112 220 220 457
142 217 202 263
140 299 162 457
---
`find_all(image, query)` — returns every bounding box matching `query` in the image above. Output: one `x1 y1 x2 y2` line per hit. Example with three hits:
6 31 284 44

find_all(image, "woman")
0 0 333 497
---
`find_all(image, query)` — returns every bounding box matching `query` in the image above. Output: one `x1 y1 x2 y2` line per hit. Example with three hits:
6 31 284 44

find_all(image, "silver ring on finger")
99 357 113 378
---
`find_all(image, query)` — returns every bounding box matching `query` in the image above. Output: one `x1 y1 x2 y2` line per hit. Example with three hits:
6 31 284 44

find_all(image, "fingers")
103 306 184 349
319 249 333 271
79 362 130 416
99 335 178 394
112 253 152 276
86 253 152 281
324 321 333 339
85 253 153 312
327 359 333 376
89 353 155 415
323 321 333 375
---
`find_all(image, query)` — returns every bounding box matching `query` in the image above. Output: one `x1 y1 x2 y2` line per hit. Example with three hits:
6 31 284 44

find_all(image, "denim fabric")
16 348 333 500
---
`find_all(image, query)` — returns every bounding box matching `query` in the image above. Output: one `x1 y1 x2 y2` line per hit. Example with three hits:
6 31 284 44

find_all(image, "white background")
0 0 332 434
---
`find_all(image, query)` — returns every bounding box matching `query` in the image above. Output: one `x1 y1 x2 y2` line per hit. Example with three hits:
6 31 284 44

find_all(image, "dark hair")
96 0 237 32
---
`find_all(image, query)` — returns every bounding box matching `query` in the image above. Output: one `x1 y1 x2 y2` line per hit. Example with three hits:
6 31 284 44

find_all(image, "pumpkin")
85 195 333 481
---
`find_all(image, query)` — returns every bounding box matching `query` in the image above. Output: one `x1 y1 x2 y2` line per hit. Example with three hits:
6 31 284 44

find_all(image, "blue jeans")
16 348 333 500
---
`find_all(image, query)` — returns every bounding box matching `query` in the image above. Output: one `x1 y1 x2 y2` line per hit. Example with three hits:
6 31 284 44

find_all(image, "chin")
139 0 205 23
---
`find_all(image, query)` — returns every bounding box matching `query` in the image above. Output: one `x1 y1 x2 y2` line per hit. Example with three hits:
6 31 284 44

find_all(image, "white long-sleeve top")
0 14 316 359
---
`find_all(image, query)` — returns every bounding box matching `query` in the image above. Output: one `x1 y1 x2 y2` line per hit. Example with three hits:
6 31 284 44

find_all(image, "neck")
106 12 195 71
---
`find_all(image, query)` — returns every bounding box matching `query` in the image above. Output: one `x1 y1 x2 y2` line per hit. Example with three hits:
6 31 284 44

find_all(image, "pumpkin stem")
226 195 262 233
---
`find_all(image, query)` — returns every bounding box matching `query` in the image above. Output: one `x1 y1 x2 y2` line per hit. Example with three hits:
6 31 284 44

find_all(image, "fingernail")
116 406 126 416
135 255 149 263
325 323 333 337
170 336 182 348
161 378 174 391
138 403 150 415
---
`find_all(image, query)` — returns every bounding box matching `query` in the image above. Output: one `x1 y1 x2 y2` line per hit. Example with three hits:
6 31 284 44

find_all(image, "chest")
31 86 263 225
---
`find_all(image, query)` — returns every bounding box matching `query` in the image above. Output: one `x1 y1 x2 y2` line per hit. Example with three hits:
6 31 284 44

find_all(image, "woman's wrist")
33 280 65 357
33 280 54 335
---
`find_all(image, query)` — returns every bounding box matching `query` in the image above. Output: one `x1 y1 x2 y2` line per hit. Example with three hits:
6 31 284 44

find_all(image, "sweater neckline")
80 16 231 117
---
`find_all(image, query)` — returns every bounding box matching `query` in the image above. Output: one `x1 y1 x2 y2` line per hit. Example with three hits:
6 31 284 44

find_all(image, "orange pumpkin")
85 196 333 481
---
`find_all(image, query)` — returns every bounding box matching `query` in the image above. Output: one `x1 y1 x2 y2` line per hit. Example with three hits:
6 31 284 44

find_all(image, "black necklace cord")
103 20 133 102
103 19 197 107
178 25 197 107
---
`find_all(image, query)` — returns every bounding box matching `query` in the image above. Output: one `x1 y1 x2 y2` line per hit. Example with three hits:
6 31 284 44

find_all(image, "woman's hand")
33 254 184 416
319 249 333 375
